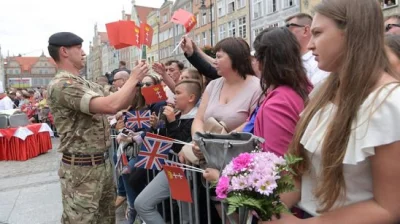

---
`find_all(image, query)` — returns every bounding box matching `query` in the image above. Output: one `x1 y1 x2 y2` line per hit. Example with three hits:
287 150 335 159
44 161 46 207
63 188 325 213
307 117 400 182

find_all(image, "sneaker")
126 207 137 224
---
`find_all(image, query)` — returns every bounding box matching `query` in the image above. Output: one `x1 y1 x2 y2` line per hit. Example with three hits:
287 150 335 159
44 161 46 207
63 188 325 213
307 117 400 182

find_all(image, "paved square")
0 138 127 224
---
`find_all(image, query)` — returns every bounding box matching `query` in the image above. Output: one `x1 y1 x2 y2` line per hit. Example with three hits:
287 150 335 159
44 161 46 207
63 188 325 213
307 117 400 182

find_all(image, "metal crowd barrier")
109 128 251 224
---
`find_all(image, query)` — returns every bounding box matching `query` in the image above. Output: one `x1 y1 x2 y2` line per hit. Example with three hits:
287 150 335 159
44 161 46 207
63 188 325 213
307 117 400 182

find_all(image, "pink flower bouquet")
216 152 301 221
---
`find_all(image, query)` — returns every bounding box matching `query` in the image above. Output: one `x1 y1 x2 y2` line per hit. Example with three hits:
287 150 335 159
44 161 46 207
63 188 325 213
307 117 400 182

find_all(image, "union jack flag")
124 109 151 130
135 133 174 170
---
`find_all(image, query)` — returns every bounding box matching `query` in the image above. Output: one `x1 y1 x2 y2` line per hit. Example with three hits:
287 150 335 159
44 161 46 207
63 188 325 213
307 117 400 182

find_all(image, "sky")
0 0 166 57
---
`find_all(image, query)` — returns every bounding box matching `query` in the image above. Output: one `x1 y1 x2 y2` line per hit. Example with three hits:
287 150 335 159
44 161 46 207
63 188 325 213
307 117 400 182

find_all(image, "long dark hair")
253 27 310 102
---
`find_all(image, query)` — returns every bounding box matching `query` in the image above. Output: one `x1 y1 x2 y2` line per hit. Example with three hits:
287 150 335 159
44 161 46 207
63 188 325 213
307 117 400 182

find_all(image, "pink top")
254 86 307 156
204 76 262 132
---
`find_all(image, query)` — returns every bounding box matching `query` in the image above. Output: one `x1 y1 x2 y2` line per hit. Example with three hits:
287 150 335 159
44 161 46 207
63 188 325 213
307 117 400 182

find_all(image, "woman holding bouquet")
265 0 400 223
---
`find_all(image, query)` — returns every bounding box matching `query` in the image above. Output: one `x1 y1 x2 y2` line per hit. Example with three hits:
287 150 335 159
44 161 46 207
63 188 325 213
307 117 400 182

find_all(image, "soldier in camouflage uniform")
46 32 149 224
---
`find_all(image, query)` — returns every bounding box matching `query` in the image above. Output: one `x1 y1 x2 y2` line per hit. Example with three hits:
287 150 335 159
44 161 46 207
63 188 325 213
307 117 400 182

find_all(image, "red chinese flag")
141 84 167 104
139 23 154 47
133 24 141 48
164 165 193 203
171 9 197 33
171 9 187 25
119 20 136 46
106 20 136 49
105 21 119 46
184 15 197 33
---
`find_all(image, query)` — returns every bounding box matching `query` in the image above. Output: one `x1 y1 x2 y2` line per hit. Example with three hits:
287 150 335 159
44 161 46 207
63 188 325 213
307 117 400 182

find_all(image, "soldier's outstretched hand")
130 60 149 82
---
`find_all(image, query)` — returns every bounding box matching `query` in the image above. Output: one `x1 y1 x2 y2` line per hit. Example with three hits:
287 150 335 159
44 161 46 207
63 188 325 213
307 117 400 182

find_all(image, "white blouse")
297 83 400 216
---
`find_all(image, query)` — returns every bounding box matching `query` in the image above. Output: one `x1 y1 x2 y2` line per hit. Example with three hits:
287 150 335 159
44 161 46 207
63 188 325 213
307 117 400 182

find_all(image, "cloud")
0 0 165 57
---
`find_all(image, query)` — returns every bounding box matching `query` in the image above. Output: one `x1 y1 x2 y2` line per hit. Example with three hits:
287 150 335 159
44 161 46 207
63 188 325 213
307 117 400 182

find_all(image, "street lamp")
200 0 214 46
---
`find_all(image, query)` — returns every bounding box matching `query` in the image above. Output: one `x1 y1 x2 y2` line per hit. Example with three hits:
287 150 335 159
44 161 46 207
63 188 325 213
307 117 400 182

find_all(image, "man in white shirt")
0 83 14 111
285 13 330 86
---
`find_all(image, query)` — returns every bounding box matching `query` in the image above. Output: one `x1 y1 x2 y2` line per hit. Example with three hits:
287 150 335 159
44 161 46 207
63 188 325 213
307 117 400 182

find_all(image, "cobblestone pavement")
0 138 127 224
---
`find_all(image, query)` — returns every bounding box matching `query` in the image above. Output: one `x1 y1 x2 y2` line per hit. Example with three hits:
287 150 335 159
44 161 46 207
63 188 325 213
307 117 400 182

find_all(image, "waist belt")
62 152 109 167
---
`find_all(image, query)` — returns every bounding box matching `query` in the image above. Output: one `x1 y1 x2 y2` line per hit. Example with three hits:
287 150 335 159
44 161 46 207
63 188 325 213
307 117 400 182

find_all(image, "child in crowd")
114 74 166 223
134 79 202 224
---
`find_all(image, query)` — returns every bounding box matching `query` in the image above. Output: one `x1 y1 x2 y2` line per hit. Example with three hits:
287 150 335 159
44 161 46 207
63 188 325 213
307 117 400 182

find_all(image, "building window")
228 21 236 37
268 23 279 28
219 24 226 40
254 27 264 38
217 1 225 17
238 17 247 38
381 0 397 8
163 14 168 24
228 0 235 14
202 12 207 26
196 35 201 46
202 31 207 45
267 0 277 13
236 0 246 8
196 14 200 28
253 0 262 19
283 0 294 8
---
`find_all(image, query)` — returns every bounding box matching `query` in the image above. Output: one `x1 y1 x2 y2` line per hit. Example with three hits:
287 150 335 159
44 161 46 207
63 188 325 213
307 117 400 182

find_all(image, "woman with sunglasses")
115 73 167 223
384 14 400 35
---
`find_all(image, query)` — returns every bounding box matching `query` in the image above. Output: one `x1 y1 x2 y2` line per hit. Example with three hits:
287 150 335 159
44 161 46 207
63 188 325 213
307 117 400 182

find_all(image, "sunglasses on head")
142 82 154 87
285 23 305 28
385 24 400 32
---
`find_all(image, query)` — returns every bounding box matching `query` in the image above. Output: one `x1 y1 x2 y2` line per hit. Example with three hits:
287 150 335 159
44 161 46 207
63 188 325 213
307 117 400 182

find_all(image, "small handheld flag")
135 133 174 170
124 109 151 130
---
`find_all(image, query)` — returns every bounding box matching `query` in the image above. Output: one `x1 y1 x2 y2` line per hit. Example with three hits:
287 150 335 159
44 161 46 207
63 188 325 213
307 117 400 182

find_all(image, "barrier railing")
110 128 251 224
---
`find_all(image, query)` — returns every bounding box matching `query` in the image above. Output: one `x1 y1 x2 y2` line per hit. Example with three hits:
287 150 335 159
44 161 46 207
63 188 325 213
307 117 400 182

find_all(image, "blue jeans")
123 159 138 208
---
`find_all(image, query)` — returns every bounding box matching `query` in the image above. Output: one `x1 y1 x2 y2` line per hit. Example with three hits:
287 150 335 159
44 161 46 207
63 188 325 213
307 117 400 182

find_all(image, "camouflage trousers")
58 160 115 224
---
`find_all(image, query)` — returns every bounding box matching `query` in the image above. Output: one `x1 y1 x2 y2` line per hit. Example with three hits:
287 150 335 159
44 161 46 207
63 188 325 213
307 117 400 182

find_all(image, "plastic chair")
0 115 8 129
9 114 30 128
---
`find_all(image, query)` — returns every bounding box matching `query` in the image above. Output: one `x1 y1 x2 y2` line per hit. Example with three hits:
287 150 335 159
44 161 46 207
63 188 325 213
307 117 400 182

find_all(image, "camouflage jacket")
47 70 111 154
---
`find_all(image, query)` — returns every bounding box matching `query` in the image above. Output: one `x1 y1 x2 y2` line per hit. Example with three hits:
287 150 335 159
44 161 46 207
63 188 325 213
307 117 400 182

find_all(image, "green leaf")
284 154 303 166
227 205 237 215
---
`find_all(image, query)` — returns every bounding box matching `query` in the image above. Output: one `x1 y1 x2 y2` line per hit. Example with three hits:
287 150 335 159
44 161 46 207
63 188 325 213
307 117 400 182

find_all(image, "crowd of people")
0 85 58 136
42 0 400 223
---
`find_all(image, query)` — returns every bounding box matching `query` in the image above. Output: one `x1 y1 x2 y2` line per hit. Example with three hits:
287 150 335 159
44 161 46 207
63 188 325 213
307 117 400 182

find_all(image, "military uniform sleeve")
49 78 101 115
